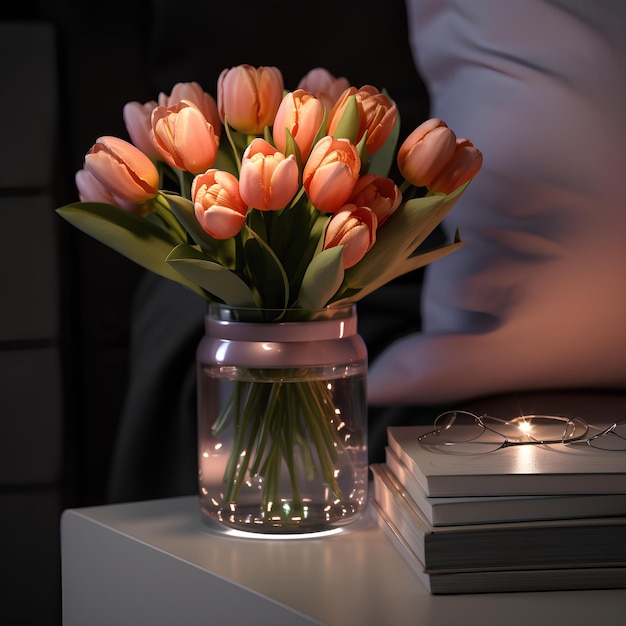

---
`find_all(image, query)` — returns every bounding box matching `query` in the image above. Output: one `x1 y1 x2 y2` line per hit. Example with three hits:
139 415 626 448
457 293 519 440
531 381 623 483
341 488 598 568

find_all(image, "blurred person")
368 0 626 407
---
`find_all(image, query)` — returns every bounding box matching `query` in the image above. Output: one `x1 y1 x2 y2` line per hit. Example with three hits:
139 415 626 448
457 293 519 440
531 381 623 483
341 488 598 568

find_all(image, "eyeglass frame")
562 419 626 451
416 410 626 452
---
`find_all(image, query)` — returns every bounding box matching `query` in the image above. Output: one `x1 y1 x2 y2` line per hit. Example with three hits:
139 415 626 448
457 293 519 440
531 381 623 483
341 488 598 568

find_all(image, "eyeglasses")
417 410 626 454
564 419 626 451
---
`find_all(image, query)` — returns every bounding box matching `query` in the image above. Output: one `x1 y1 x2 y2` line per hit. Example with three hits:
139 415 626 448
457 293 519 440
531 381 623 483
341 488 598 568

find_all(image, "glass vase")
197 303 368 534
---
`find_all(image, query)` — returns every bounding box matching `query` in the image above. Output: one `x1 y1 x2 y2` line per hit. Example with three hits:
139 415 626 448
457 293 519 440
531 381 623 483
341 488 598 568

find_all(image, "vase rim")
207 302 355 324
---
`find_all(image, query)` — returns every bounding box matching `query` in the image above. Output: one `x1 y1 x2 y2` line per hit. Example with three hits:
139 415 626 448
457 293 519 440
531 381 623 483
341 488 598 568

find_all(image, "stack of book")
370 424 626 594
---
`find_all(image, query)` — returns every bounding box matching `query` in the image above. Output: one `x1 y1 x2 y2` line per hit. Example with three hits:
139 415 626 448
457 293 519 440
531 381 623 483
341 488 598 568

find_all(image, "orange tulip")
272 89 326 161
217 64 284 135
397 118 457 188
158 81 222 138
327 85 397 155
151 100 220 175
192 169 248 239
297 67 350 111
239 138 300 212
429 138 483 194
123 100 160 160
350 173 401 227
85 136 159 204
323 204 377 269
302 136 361 213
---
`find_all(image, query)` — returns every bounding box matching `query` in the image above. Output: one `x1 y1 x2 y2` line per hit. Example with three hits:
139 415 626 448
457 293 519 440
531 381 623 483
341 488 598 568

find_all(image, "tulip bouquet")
57 64 481 522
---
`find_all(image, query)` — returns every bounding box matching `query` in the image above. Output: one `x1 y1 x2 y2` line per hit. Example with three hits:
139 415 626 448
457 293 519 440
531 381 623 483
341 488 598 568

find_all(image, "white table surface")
61 495 626 626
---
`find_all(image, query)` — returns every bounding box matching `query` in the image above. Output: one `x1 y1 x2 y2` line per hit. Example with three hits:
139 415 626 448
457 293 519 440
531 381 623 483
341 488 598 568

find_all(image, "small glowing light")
518 420 532 434
203 452 209 458
326 383 333 391
214 443 223 451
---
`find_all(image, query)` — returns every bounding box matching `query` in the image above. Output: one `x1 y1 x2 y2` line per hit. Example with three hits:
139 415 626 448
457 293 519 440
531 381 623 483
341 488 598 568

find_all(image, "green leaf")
56 202 205 297
166 244 256 306
331 95 359 144
243 228 290 310
368 108 401 178
296 246 345 310
336 239 465 304
332 183 469 302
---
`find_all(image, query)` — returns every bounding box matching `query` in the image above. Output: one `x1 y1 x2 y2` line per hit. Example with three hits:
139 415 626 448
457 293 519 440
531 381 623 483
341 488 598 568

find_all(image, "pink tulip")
323 204 377 269
297 68 350 111
123 100 160 160
302 136 361 213
192 169 248 239
217 64 284 135
75 166 148 214
239 138 300 212
397 118 457 188
74 167 152 215
272 89 326 161
327 85 397 155
429 138 483 194
350 173 401 227
151 100 220 175
158 81 222 137
85 136 160 204
76 166 118 204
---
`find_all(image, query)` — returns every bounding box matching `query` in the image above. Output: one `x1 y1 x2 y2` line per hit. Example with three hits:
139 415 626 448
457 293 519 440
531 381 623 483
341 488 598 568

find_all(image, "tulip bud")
217 64 284 135
429 138 483 194
75 166 149 215
123 100 160 160
192 169 248 239
158 81 222 138
323 204 377 269
239 138 300 212
151 100 220 175
272 89 326 161
350 173 401 227
303 136 361 213
328 85 397 156
85 136 160 204
297 68 350 111
397 118 457 188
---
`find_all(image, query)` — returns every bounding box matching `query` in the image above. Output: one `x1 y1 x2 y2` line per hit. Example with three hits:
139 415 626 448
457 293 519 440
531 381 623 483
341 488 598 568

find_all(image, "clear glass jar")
197 303 368 534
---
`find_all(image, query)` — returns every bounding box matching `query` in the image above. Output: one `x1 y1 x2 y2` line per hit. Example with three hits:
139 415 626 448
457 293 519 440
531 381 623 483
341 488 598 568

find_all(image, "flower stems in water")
213 370 346 516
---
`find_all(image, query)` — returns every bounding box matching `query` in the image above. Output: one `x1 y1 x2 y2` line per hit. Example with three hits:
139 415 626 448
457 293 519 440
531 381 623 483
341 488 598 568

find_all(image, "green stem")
153 194 187 243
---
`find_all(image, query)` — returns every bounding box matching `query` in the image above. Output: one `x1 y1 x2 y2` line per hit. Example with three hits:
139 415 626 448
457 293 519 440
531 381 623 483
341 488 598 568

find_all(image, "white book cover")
387 425 626 497
369 498 626 595
385 446 626 526
370 462 626 572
